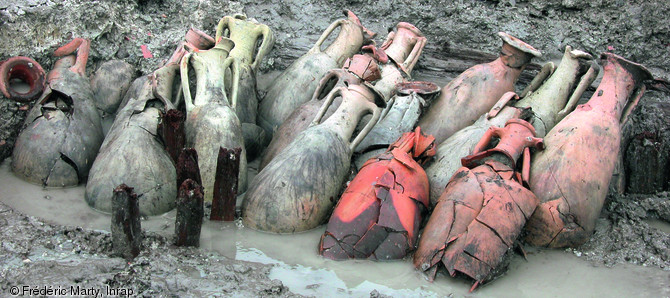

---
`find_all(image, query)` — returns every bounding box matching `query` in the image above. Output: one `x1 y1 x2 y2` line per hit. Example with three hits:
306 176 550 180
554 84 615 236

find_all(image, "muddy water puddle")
1 159 668 297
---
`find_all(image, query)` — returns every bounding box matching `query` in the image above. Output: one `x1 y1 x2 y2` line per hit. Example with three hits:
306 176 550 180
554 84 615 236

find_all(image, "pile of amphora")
4 9 668 290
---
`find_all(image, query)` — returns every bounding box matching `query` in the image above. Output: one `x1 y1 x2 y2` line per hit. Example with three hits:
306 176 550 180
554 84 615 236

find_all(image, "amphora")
243 84 382 233
418 32 540 144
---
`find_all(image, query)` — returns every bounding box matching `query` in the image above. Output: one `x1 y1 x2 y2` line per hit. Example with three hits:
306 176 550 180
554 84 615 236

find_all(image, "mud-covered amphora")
86 47 185 215
354 81 439 169
181 33 247 201
259 54 379 170
215 14 274 153
257 10 373 136
243 84 382 233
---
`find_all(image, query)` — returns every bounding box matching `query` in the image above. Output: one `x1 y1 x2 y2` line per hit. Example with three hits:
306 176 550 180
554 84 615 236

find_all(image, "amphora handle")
53 38 90 75
393 35 426 76
221 56 240 110
251 25 275 70
180 52 195 113
487 91 519 119
311 86 344 126
348 99 381 151
519 62 555 98
215 15 235 40
311 70 342 101
152 44 187 110
557 62 599 119
311 19 346 54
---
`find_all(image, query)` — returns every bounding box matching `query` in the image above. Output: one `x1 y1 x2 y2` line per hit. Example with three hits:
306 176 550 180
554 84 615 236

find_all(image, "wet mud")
1 0 669 296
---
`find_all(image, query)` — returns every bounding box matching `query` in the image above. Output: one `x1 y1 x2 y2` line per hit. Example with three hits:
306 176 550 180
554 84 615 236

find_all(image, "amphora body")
418 32 541 144
260 52 383 169
243 84 381 233
260 68 365 170
523 53 654 248
257 10 373 136
86 47 185 215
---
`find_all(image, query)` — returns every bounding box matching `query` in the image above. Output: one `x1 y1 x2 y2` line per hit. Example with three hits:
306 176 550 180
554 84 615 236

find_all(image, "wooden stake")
162 109 185 164
175 179 204 247
111 184 141 260
176 148 201 188
210 147 241 221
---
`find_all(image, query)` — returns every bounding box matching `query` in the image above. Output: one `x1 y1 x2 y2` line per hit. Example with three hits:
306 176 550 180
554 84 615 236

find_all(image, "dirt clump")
0 202 298 296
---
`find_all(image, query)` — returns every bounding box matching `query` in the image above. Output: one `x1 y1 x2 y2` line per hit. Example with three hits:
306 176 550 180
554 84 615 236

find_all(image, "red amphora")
414 119 543 291
243 84 382 233
319 127 435 260
524 53 654 248
418 32 541 144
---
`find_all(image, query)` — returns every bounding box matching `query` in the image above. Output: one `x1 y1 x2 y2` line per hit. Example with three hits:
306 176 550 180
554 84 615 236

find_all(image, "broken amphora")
523 53 655 248
12 38 103 187
319 127 435 260
414 119 543 292
85 45 186 215
257 10 374 137
372 22 426 101
418 32 541 144
243 83 382 233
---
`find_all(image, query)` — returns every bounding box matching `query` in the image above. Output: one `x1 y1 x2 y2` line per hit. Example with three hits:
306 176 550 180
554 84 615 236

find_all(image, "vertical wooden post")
210 147 241 221
162 109 185 164
111 184 141 260
176 148 202 188
175 179 204 247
